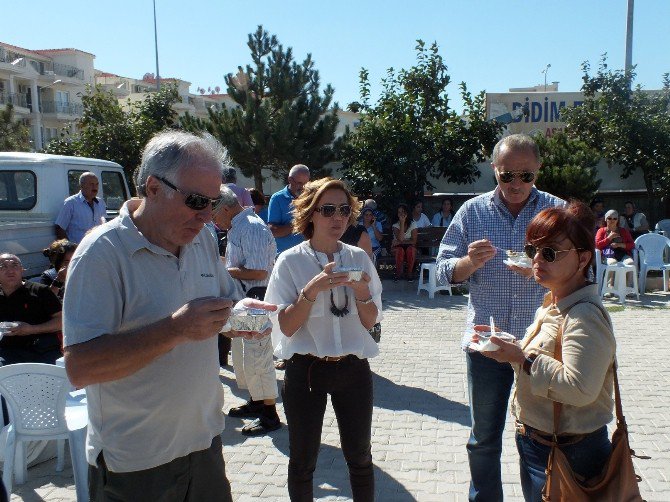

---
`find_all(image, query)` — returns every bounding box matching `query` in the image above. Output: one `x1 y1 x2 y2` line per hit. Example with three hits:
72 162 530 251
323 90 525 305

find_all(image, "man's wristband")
523 354 537 375
300 289 315 303
51 279 64 289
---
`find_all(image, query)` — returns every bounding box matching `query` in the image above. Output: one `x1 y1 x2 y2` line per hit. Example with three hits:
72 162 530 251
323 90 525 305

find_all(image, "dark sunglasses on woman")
498 171 536 184
524 244 581 263
155 176 222 210
314 204 352 218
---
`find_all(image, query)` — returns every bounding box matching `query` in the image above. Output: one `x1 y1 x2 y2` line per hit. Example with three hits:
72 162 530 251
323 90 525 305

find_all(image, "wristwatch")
523 354 537 375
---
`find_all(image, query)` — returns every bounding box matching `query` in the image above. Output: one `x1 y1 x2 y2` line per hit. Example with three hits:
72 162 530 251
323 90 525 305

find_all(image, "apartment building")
0 42 94 150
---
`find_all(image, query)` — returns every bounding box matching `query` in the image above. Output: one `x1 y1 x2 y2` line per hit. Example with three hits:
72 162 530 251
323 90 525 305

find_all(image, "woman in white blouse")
265 177 383 502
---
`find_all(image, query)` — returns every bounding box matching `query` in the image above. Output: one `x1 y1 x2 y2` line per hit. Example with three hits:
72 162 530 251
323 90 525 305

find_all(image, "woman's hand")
303 262 350 299
56 265 68 282
347 272 372 299
480 335 525 365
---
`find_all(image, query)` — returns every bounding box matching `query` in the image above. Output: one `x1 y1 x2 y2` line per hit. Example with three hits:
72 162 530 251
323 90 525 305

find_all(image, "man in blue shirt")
54 172 107 243
267 164 310 254
436 134 563 502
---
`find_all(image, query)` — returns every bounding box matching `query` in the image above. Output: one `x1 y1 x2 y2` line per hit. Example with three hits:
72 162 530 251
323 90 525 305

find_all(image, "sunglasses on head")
524 244 581 263
314 204 352 218
155 176 222 211
498 171 536 184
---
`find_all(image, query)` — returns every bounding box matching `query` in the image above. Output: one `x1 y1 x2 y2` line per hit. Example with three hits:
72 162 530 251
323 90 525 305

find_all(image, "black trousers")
282 353 374 502
88 435 232 502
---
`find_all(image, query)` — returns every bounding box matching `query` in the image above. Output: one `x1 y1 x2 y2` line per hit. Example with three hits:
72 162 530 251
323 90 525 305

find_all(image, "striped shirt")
54 191 107 243
435 187 564 348
225 207 276 291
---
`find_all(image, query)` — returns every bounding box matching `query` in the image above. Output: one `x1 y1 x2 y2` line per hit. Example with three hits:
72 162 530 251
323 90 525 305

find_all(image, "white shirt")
264 241 382 359
392 220 417 239
63 200 239 472
413 213 431 228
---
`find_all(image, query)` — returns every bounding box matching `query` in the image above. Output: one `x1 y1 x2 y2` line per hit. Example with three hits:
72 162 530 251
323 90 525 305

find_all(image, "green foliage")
534 132 601 202
180 25 339 190
45 84 179 193
0 104 31 151
561 55 670 198
339 40 504 211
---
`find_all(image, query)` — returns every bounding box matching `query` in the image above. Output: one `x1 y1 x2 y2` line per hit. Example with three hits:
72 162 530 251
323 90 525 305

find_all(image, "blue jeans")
515 425 612 502
466 351 515 502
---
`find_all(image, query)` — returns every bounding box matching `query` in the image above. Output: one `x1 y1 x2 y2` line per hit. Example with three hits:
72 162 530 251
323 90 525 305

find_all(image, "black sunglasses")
314 204 352 218
155 176 222 211
498 171 536 184
524 244 581 263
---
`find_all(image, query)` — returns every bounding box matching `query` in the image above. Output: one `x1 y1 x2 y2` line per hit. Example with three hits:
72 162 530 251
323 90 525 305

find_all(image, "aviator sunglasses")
314 204 352 218
498 171 536 184
155 176 222 211
524 244 582 263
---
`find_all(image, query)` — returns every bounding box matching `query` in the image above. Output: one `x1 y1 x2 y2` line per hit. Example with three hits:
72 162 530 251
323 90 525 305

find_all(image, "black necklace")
309 243 349 317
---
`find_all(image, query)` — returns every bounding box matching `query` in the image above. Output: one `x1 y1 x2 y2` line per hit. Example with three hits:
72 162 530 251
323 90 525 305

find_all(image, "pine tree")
0 104 31 151
181 26 339 190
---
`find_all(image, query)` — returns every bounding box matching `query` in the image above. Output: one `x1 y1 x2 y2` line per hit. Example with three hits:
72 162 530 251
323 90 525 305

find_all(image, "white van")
0 152 131 277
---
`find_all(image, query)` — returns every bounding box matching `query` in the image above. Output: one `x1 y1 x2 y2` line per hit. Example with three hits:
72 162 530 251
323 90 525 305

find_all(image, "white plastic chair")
417 262 452 299
595 249 639 304
635 233 670 293
0 363 88 499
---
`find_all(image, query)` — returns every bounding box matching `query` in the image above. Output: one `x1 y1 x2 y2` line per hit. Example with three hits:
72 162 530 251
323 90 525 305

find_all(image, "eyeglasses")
524 244 581 263
498 171 536 184
314 204 352 218
606 217 618 221
155 176 222 211
0 261 22 270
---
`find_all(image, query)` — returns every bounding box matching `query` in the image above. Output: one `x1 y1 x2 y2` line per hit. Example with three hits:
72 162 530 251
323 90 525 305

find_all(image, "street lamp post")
153 0 161 91
541 64 551 91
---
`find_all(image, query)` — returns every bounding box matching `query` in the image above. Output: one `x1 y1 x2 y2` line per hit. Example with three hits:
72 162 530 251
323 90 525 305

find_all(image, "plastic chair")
635 233 670 293
595 249 639 304
417 262 452 299
655 219 670 236
0 363 88 499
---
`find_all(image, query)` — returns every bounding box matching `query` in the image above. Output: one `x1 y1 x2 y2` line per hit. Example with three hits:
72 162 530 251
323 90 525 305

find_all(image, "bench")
376 226 448 278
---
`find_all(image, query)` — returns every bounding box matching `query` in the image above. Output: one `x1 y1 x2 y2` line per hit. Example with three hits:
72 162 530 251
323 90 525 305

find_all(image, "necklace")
309 243 349 317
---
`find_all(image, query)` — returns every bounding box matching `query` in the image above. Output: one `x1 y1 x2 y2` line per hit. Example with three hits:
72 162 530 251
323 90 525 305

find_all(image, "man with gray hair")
55 171 107 243
212 186 280 435
436 133 563 501
268 164 310 255
222 165 253 207
63 131 275 501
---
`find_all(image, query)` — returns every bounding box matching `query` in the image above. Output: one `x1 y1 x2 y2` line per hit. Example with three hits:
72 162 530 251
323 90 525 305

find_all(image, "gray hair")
288 164 310 178
79 172 97 185
213 185 240 213
222 166 237 183
136 131 230 196
491 134 540 165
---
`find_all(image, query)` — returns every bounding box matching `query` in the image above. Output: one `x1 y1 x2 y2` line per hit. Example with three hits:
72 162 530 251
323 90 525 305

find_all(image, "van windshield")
68 169 129 211
0 170 37 210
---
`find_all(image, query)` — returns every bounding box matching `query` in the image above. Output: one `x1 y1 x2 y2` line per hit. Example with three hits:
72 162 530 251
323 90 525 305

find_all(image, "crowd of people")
0 131 636 502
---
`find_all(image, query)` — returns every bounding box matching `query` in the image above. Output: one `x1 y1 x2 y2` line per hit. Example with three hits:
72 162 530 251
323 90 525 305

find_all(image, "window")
101 171 129 211
67 170 84 196
0 170 37 210
55 91 70 113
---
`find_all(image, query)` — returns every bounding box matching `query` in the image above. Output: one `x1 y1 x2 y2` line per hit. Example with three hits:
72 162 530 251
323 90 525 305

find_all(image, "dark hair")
43 239 77 270
526 201 595 277
590 197 604 209
248 188 265 206
441 197 454 215
624 200 635 207
395 203 410 223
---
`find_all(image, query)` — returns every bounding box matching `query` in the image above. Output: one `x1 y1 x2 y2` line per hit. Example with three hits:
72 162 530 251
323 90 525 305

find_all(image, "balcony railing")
40 100 83 115
0 92 29 108
0 50 27 67
53 62 84 80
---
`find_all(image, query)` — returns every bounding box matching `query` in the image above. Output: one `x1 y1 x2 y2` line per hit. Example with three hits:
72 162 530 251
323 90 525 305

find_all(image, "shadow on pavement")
271 439 417 501
372 373 471 426
382 293 469 312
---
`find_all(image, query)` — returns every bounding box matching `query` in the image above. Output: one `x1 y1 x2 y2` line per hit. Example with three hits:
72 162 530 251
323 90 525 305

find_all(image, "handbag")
542 302 645 502
368 322 381 343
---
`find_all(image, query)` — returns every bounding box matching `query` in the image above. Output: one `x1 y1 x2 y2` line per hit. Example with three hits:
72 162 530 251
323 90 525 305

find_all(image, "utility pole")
541 64 551 92
625 0 634 75
153 0 161 91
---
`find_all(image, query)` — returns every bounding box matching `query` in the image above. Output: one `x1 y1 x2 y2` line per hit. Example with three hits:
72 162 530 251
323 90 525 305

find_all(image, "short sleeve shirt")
63 201 240 472
0 282 61 349
268 186 304 254
54 191 107 243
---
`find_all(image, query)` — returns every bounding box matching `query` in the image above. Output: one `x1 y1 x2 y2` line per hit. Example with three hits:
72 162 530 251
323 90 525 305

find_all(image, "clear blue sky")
5 1 669 112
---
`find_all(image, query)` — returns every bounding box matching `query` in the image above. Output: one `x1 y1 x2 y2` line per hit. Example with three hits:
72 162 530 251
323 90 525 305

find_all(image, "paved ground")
9 280 670 501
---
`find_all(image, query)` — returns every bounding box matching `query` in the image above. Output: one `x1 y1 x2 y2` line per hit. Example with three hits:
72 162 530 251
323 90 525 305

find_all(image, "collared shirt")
511 284 615 434
226 183 253 207
264 241 382 360
63 200 240 472
54 191 107 243
435 187 564 347
268 185 304 254
431 212 453 228
225 207 276 291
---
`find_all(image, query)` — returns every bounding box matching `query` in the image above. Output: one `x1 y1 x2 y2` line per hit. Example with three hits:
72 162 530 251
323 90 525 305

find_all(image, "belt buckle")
515 422 527 436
